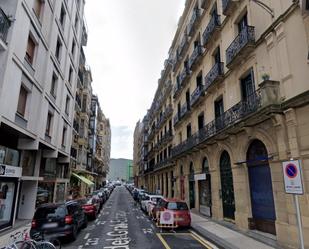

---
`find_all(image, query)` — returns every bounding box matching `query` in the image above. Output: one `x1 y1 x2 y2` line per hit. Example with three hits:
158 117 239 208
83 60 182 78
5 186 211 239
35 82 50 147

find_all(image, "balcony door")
214 46 221 64
238 13 248 33
215 98 224 130
241 69 255 100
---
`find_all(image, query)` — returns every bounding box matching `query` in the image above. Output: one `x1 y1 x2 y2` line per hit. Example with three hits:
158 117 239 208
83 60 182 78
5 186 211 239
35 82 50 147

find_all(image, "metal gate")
220 151 235 220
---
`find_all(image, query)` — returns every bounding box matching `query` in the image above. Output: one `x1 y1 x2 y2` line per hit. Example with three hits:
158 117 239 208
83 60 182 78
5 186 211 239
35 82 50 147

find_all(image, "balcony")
202 14 221 47
173 67 191 98
0 8 10 46
190 85 205 107
172 80 281 158
222 0 239 16
205 62 224 91
226 26 255 69
178 35 189 56
187 8 202 36
154 158 172 170
174 103 191 126
188 45 204 69
75 94 81 110
160 130 173 145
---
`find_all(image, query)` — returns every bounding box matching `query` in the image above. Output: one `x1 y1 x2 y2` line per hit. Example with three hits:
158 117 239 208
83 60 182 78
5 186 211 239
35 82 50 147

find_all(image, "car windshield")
151 197 161 203
34 205 66 219
167 202 188 210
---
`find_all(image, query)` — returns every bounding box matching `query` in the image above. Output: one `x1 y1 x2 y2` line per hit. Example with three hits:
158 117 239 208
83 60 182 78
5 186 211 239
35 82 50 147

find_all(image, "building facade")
135 0 309 248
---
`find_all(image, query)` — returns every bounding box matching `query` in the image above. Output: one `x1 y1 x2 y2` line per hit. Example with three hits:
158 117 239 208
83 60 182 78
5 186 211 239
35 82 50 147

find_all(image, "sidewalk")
190 212 280 249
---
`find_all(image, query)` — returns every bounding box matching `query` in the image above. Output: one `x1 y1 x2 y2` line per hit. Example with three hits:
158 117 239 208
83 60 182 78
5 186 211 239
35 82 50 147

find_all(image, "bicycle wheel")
36 242 56 249
50 239 61 249
14 240 36 249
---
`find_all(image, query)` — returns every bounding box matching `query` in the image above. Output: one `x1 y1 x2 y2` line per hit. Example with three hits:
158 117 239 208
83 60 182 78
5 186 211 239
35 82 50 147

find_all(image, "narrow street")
62 186 219 249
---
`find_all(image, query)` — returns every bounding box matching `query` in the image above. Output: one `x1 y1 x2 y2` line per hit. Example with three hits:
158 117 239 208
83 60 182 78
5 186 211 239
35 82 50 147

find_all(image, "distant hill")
107 158 133 182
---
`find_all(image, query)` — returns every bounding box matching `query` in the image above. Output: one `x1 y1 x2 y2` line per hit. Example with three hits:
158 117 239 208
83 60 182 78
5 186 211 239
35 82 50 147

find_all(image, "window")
62 126 67 147
186 90 190 108
213 46 221 64
65 96 70 115
55 38 62 62
238 13 248 33
241 69 255 100
71 40 76 56
45 112 53 136
186 123 192 138
50 73 57 98
196 74 203 88
60 4 66 28
17 86 28 117
25 35 36 65
33 0 43 18
307 0 309 9
214 98 224 118
74 15 79 30
198 113 204 130
68 66 73 84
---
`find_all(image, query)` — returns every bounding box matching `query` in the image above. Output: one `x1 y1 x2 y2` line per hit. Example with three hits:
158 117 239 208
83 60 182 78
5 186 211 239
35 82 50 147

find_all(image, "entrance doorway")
247 140 276 235
189 162 195 209
199 158 212 217
220 151 235 220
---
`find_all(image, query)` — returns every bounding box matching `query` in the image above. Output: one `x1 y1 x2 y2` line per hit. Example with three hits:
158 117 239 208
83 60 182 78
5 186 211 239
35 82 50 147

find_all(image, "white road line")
84 233 90 240
78 245 83 249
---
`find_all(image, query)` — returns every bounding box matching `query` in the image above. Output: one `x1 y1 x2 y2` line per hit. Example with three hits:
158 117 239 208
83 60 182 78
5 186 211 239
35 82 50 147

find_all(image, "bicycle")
31 231 61 249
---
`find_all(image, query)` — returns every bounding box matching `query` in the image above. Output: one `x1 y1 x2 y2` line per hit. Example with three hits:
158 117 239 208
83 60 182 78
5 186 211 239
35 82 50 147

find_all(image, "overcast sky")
84 1 185 159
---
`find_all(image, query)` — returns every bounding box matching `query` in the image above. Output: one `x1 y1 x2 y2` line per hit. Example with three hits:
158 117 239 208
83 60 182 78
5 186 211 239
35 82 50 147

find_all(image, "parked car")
140 194 161 212
30 201 87 241
77 196 100 220
92 191 104 210
151 198 191 227
145 195 163 214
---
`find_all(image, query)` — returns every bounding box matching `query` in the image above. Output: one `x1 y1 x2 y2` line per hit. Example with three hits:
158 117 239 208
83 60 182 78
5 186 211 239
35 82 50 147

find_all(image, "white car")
141 195 163 214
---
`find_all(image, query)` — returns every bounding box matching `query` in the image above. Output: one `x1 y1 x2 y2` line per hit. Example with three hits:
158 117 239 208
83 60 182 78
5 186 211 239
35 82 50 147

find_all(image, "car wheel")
70 225 78 241
82 216 88 229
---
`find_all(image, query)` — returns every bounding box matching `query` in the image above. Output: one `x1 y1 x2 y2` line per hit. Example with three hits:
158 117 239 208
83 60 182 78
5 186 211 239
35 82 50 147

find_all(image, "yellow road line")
156 233 172 249
190 230 218 249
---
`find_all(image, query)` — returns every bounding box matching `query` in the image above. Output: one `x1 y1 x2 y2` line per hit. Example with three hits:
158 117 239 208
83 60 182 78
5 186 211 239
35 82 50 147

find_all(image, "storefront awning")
72 173 94 186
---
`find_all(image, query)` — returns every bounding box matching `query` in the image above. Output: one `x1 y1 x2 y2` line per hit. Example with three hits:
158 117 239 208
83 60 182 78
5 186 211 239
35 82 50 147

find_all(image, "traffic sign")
282 160 303 195
160 210 174 225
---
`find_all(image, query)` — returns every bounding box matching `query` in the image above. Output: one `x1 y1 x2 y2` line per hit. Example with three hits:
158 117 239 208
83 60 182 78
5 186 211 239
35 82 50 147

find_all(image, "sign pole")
294 191 305 249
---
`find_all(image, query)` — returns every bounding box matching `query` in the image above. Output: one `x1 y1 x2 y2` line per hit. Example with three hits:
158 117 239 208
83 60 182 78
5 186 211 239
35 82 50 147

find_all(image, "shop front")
0 146 22 231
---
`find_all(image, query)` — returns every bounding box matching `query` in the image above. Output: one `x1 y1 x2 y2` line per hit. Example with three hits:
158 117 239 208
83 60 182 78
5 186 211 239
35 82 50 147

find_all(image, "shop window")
17 85 28 117
21 151 36 176
36 183 54 206
0 181 17 230
55 183 65 203
25 35 36 65
0 146 20 167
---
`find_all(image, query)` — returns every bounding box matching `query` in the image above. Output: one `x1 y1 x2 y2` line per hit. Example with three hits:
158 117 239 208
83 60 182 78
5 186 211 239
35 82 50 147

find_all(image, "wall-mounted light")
251 0 274 18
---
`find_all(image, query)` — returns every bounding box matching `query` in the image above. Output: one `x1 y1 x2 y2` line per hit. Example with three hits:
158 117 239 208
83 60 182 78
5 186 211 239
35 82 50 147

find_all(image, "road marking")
156 234 171 249
142 228 153 234
190 230 218 249
85 238 99 246
84 233 90 240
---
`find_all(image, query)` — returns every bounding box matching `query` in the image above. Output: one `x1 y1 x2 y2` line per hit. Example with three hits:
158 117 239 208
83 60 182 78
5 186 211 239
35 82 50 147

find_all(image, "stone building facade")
135 0 309 248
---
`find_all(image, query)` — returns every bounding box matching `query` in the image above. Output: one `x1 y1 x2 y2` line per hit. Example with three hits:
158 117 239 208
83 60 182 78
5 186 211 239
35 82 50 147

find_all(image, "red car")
152 198 191 227
76 197 99 220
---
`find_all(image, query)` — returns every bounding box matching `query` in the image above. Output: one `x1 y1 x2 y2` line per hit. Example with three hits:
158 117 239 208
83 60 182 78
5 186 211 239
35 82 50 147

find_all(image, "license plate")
42 222 58 228
174 217 184 221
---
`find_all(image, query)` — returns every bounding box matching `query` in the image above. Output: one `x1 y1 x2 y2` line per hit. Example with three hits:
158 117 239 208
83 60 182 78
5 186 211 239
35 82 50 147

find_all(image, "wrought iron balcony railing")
205 62 224 91
222 0 239 16
173 67 190 98
187 8 201 36
160 130 173 145
202 14 221 46
0 8 10 43
172 81 281 158
154 158 172 170
226 26 255 67
188 45 203 69
178 35 189 56
190 85 205 107
173 113 180 126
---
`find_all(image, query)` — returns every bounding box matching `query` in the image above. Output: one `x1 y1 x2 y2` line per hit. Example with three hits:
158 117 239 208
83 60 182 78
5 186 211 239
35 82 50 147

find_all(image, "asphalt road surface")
62 186 219 249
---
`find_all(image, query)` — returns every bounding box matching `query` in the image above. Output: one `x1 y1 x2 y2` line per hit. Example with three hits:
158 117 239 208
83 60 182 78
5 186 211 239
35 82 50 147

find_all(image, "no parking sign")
282 160 304 195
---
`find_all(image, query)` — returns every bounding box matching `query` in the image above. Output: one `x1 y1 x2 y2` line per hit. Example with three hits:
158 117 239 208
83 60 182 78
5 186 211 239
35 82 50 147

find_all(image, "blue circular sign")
285 163 298 178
